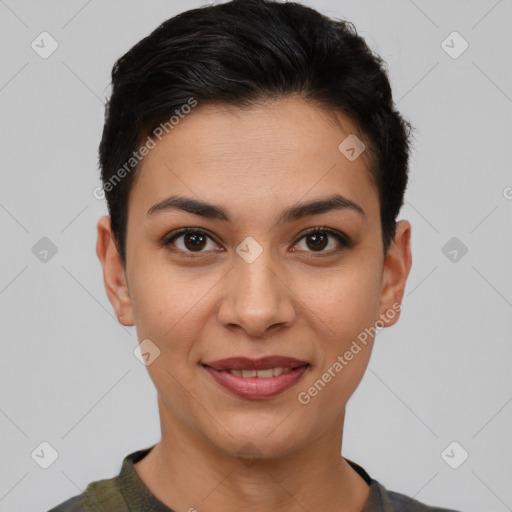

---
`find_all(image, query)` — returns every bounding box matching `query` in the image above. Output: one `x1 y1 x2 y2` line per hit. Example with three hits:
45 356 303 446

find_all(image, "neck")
134 394 369 512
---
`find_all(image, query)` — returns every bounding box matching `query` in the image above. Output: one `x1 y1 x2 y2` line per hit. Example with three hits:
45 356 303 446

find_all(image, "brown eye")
293 228 349 254
165 229 219 254
305 232 328 251
182 232 207 251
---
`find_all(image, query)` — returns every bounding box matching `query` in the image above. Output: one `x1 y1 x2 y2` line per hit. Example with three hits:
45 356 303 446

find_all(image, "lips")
201 356 310 399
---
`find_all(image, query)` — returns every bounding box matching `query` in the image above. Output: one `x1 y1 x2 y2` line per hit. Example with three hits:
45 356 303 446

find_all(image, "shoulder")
46 474 128 512
46 445 156 512
47 494 84 512
346 458 462 512
377 481 462 512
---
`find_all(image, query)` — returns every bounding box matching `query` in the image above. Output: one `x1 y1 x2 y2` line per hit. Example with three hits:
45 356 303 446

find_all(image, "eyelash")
161 226 352 258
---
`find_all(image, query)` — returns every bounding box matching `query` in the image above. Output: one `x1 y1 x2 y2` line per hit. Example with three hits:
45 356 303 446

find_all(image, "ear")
96 216 134 326
378 220 412 327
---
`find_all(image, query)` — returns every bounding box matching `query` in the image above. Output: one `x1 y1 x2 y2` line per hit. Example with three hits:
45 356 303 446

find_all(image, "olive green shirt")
47 445 461 512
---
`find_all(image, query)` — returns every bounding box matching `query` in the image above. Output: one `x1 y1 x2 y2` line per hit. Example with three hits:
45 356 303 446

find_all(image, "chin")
207 421 308 462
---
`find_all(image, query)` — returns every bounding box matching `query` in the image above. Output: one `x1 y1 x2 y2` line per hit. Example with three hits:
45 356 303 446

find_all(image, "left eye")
293 228 348 253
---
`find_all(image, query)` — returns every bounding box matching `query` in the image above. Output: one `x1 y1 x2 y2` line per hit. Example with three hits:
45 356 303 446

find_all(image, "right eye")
163 228 223 256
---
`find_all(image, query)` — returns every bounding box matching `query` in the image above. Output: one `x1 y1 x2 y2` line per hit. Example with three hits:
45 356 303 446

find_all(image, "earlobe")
96 216 134 326
378 220 412 328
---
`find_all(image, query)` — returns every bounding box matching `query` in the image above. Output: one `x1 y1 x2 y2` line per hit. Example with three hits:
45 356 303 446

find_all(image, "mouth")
201 356 310 399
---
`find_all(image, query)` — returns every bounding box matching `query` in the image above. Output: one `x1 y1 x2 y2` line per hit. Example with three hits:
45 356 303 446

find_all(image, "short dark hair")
99 0 413 265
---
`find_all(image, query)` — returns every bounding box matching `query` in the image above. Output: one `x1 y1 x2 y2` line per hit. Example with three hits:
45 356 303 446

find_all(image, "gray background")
0 1 511 511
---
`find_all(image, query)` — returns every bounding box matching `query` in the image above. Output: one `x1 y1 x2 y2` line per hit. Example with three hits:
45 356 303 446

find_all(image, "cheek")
129 261 217 350
295 272 378 413
296 260 382 342
124 245 211 419
292 259 381 409
129 268 213 409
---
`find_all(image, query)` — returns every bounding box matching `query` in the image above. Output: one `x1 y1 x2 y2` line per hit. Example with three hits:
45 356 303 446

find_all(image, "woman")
48 0 461 510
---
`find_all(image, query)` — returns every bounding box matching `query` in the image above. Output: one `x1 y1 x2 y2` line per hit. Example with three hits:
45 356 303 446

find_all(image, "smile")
201 362 310 399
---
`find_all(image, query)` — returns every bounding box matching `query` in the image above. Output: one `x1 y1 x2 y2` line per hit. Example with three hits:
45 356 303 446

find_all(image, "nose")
217 243 296 338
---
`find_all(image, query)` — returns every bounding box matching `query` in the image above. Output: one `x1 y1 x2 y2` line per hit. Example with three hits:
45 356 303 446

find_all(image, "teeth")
253 368 273 378
226 367 295 378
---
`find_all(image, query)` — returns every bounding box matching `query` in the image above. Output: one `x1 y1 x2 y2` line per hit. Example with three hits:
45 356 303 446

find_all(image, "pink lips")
201 356 310 399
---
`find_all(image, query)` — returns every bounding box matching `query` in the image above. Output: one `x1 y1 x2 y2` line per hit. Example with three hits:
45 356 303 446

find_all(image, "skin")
96 97 412 512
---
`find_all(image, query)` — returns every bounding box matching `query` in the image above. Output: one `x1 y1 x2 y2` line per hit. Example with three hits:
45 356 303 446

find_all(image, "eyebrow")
146 193 365 223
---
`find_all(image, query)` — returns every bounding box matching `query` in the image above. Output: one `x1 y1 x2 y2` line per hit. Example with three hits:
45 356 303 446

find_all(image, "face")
97 97 411 461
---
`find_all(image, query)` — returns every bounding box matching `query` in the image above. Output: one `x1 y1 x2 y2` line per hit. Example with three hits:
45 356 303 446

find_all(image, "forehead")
129 97 379 223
